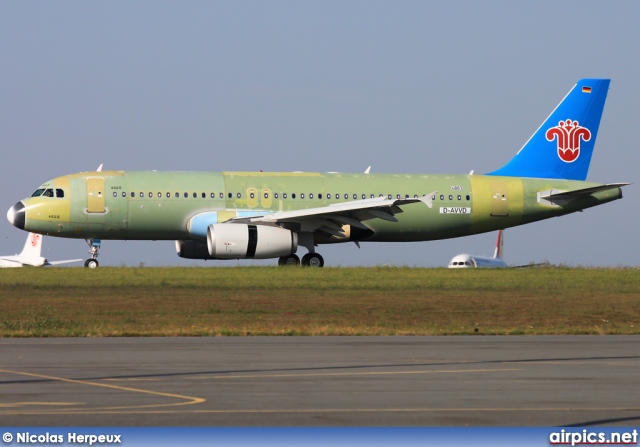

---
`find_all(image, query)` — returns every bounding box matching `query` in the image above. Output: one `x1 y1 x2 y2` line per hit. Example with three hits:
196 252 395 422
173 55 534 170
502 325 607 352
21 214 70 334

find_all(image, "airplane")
6 79 629 268
0 232 82 267
448 230 508 268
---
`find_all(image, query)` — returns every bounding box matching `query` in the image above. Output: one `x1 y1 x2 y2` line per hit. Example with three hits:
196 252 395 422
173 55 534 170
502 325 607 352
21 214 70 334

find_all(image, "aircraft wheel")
278 254 300 266
301 253 324 267
84 259 99 268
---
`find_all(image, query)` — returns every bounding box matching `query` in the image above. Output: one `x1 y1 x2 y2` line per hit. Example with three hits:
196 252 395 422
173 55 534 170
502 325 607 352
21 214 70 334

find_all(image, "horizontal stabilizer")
540 183 629 201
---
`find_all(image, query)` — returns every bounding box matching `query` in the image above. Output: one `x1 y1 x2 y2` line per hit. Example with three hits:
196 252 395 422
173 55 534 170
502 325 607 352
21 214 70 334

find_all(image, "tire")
301 253 324 267
84 259 99 268
278 254 300 266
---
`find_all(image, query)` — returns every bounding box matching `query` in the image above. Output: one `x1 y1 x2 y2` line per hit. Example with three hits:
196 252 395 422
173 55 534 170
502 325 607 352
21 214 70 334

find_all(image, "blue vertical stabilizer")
487 79 610 180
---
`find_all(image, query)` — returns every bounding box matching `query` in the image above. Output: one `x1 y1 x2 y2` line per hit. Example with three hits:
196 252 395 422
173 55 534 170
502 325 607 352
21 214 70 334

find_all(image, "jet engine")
175 240 215 260
207 224 298 259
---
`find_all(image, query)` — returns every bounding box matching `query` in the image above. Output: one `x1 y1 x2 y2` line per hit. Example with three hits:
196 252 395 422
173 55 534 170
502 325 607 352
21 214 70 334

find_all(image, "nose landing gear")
84 238 101 268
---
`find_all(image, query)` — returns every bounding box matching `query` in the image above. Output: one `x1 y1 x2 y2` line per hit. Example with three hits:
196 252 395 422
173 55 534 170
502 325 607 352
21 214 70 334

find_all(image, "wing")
46 259 83 266
227 193 437 236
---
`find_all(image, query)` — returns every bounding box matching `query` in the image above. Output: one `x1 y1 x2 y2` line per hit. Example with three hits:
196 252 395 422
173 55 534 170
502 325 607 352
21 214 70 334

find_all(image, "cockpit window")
56 189 64 198
31 189 45 197
43 189 54 197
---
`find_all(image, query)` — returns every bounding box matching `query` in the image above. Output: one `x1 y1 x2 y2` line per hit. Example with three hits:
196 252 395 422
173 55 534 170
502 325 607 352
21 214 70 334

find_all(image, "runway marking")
189 368 522 380
0 402 79 408
104 378 160 382
0 368 205 413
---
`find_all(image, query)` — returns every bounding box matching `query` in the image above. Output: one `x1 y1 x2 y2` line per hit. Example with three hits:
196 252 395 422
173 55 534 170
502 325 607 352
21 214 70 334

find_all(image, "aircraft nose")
7 201 26 230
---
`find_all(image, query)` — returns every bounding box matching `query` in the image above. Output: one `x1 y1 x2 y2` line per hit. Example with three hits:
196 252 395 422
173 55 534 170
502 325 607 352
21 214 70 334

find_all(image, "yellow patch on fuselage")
469 175 524 234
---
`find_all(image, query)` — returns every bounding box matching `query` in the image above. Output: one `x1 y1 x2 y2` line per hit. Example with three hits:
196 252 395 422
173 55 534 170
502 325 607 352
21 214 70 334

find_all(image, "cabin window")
228 193 232 199
264 192 269 199
185 192 189 198
175 192 179 198
353 194 357 199
344 194 349 200
414 194 418 198
237 193 241 198
250 192 255 199
113 192 117 197
122 192 126 198
466 195 470 200
157 192 161 198
449 195 453 200
131 192 135 198
327 193 331 199
292 193 296 199
300 193 304 199
457 195 462 200
388 194 392 199
309 193 313 199
147 192 151 198
440 195 444 200
283 193 288 199
318 193 322 199
396 194 401 199
140 192 144 198
274 193 279 199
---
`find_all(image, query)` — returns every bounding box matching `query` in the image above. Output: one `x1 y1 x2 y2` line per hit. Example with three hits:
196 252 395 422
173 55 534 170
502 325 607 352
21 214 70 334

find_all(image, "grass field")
1 267 639 337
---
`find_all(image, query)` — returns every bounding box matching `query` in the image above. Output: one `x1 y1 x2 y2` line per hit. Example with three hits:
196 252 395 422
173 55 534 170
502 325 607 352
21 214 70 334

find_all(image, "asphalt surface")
1 336 639 426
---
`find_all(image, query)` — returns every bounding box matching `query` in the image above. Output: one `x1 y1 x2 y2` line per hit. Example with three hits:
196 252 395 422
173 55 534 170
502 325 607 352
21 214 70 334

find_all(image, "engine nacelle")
207 224 298 259
175 240 215 260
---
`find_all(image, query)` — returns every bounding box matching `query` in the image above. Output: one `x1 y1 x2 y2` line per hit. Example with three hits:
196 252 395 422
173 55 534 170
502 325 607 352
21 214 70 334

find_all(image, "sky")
1 1 638 268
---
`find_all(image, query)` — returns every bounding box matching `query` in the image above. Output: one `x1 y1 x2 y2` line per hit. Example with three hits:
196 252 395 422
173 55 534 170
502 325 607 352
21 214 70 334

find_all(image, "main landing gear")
277 252 325 267
84 238 101 268
278 232 325 267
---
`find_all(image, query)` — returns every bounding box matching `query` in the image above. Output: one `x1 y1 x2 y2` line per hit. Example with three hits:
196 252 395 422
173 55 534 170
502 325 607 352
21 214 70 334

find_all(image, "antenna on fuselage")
96 164 103 172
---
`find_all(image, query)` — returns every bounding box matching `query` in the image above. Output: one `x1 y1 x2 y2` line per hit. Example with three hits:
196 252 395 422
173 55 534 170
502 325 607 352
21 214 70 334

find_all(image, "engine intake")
207 224 297 259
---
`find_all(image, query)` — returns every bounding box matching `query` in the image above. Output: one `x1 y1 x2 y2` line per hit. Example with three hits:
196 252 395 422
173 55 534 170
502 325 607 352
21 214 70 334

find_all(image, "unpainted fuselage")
15 170 622 244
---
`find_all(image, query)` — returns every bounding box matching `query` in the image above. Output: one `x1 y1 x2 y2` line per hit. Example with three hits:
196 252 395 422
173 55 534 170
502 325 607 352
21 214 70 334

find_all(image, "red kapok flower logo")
546 119 591 163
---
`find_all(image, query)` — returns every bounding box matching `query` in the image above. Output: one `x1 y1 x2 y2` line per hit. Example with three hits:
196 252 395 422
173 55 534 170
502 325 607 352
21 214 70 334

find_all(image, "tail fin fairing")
20 233 43 259
493 230 504 260
487 79 610 181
